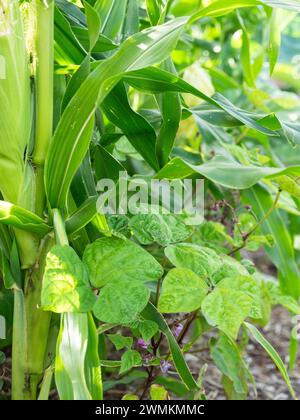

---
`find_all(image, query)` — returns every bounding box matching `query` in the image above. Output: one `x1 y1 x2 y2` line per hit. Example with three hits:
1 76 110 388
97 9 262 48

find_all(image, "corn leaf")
45 17 188 209
66 196 98 235
244 322 296 399
0 201 51 236
101 82 158 170
142 303 199 391
242 185 300 299
156 155 300 190
56 313 92 400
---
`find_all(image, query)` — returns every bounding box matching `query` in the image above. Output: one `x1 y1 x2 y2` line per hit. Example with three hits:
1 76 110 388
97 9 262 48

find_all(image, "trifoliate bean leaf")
218 276 262 319
107 334 133 351
212 255 249 284
138 320 159 342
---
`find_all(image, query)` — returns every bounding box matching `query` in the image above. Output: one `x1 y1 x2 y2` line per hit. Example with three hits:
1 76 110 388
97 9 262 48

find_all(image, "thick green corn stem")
24 236 54 399
11 288 27 400
32 0 54 217
12 236 54 400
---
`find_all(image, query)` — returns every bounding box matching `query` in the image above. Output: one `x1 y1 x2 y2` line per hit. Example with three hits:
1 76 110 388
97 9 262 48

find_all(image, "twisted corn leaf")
0 201 51 236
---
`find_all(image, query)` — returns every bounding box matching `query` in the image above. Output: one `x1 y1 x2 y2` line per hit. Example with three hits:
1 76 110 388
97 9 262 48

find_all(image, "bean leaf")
165 243 222 278
93 279 150 324
120 350 142 374
158 268 208 313
41 245 96 313
202 288 253 339
83 237 163 288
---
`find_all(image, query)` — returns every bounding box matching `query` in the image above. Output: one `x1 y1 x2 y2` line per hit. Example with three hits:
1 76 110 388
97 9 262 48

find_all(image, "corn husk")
0 0 31 204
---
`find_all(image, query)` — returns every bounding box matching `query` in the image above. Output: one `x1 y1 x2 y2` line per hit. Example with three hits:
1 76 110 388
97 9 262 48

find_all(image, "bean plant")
1 0 300 401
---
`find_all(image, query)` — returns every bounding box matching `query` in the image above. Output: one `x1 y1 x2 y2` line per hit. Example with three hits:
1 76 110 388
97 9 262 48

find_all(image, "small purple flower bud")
143 354 152 363
137 338 150 350
173 323 183 338
160 360 172 374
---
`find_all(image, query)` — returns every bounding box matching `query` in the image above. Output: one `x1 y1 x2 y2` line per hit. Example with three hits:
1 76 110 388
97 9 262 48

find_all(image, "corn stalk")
0 0 54 399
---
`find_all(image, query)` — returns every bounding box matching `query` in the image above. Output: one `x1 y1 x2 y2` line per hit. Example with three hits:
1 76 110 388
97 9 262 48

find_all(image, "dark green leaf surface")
83 237 163 288
93 279 150 324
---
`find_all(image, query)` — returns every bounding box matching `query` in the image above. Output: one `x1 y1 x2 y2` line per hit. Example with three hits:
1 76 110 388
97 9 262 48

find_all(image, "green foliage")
120 350 142 374
93 279 150 324
202 286 253 339
158 268 208 313
150 384 169 400
83 237 163 287
138 320 159 342
165 243 222 278
41 245 96 313
245 322 295 399
107 334 133 351
0 288 13 349
0 0 31 205
0 201 51 236
129 212 192 246
1 0 300 402
210 334 248 396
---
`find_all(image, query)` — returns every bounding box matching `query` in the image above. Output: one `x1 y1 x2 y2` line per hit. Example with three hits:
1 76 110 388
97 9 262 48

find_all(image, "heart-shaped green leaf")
158 268 208 313
83 237 163 288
